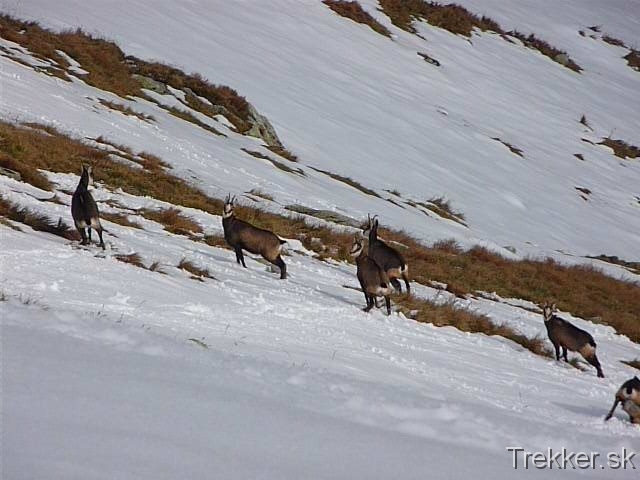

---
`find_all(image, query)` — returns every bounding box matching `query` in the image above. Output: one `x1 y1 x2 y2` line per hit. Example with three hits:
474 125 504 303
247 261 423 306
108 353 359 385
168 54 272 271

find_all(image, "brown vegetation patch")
101 212 142 229
323 0 391 37
510 31 582 72
161 105 225 137
310 167 380 197
0 195 78 240
128 59 251 132
0 152 52 190
396 297 551 357
178 258 215 280
114 252 146 269
266 145 299 162
242 149 305 175
417 196 466 225
574 153 585 161
492 137 524 157
139 208 202 236
621 359 640 371
602 35 626 47
579 114 592 130
203 235 228 249
624 50 640 71
599 137 639 159
379 0 499 36
98 99 155 122
247 189 275 201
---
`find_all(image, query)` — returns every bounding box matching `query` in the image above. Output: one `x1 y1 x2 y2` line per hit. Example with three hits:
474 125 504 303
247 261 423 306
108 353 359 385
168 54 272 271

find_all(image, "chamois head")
350 237 365 258
223 194 236 219
361 214 378 237
542 302 557 321
80 163 94 187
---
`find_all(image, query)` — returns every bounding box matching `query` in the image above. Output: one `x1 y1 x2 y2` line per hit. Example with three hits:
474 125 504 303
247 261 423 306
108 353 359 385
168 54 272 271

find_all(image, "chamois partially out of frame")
221 194 287 279
71 164 104 249
605 377 640 424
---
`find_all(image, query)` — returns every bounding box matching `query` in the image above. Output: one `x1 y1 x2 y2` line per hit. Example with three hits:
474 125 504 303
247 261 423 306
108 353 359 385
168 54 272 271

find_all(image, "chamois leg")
390 278 402 293
585 353 605 378
402 272 410 295
96 227 105 250
562 346 568 362
235 247 247 267
605 399 620 421
272 255 287 279
363 295 374 312
88 227 93 243
384 295 391 315
553 343 561 361
77 226 88 245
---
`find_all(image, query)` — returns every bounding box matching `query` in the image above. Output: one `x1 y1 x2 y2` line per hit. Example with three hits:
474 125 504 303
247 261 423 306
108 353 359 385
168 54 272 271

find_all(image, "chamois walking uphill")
605 377 640 424
542 303 604 378
350 237 392 315
362 214 410 294
71 164 105 250
221 194 287 279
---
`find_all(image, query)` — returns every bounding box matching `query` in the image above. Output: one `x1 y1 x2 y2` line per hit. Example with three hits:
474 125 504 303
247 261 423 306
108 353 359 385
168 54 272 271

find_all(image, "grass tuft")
599 137 639 159
139 208 203 236
0 196 78 240
178 258 215 280
114 253 146 269
323 0 391 37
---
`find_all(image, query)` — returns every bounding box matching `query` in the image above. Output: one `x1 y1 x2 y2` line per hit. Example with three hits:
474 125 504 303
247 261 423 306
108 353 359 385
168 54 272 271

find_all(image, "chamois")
542 303 604 378
362 214 410 294
605 377 640 424
71 164 104 249
221 194 287 279
350 237 392 315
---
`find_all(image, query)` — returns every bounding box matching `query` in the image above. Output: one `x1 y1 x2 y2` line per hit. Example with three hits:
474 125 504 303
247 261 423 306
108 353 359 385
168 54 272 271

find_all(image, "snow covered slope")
8 0 640 263
1 1 640 478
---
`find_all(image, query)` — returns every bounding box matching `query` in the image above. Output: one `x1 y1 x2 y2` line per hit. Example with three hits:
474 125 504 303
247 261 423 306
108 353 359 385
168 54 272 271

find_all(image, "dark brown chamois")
350 237 392 315
221 194 287 279
605 377 640 424
542 303 604 378
362 214 410 294
71 164 104 249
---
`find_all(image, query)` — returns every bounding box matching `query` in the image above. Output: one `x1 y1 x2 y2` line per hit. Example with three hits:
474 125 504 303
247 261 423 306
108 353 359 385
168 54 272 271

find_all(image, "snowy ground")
1 1 639 478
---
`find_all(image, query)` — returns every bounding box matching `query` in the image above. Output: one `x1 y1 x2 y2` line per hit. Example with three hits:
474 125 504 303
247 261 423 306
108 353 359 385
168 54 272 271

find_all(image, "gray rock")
554 53 570 66
133 74 169 95
246 103 282 147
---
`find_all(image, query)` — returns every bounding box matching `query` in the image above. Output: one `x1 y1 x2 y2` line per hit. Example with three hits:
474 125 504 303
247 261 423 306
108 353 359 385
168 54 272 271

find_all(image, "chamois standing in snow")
350 237 392 315
362 214 410 294
542 303 604 378
605 377 640 424
71 164 104 249
221 194 287 279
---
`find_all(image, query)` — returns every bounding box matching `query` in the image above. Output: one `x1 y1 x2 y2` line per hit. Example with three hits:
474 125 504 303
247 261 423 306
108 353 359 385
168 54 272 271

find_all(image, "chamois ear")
224 193 230 204
551 303 557 311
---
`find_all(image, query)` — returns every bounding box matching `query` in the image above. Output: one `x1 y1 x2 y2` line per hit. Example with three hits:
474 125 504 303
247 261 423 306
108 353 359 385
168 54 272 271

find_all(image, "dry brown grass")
247 189 275 201
323 1 392 37
493 137 524 157
101 212 142 229
310 167 380 197
0 15 139 97
602 35 626 47
396 296 551 356
266 145 299 162
129 59 251 132
599 137 640 159
624 50 640 70
379 0 499 36
98 99 155 122
178 258 215 280
114 253 146 269
0 152 52 191
242 149 305 176
139 208 202 236
422 196 466 225
3 120 638 344
621 359 640 371
0 196 78 240
161 105 225 136
510 31 582 72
